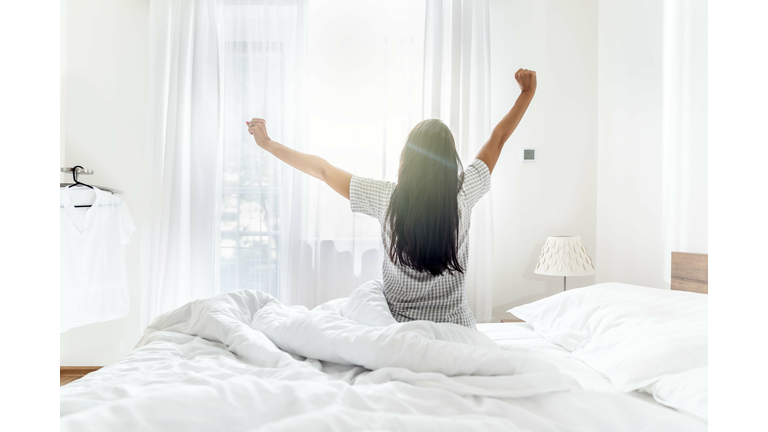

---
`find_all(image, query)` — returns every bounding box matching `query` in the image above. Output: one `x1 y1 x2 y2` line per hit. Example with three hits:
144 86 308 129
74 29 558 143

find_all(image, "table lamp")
534 236 595 291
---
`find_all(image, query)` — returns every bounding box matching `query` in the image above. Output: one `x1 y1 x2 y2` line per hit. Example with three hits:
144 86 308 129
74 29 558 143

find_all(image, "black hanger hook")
72 165 83 183
68 165 93 189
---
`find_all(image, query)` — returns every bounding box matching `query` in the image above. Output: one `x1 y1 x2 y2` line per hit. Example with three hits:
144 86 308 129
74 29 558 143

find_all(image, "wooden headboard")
671 252 708 294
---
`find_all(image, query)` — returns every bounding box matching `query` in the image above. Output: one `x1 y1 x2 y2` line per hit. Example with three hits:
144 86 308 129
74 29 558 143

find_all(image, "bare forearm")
491 90 534 148
260 139 352 199
248 117 350 197
260 140 329 180
475 90 534 173
475 68 537 173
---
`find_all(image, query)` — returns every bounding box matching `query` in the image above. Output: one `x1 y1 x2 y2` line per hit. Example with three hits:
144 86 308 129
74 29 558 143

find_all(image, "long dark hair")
386 119 464 276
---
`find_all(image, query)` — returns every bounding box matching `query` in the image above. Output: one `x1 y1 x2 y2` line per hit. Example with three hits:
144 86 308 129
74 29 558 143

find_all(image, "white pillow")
510 283 707 391
644 366 708 421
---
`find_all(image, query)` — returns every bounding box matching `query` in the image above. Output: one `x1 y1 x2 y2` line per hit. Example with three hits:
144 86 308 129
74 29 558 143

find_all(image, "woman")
247 68 537 328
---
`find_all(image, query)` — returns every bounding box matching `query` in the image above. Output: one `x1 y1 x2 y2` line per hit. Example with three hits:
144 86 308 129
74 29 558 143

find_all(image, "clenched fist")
515 68 537 94
246 118 271 148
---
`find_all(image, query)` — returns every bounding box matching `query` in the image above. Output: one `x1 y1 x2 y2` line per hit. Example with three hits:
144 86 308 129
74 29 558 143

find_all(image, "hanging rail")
60 166 123 195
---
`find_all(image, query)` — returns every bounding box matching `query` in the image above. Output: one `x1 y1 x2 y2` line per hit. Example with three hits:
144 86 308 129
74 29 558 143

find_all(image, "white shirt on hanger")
60 186 135 332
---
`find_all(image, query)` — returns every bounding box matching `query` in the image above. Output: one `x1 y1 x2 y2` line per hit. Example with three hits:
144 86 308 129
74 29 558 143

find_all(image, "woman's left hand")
246 118 271 148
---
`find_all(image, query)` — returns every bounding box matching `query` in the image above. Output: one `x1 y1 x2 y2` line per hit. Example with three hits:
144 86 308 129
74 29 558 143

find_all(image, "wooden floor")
60 367 101 386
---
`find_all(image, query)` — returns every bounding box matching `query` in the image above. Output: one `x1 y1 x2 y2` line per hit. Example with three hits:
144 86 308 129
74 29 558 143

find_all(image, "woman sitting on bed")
247 69 537 328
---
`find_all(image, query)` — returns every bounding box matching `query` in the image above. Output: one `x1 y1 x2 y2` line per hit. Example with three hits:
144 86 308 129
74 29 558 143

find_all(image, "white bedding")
509 283 708 392
478 323 619 393
60 283 706 431
478 323 682 409
644 366 708 421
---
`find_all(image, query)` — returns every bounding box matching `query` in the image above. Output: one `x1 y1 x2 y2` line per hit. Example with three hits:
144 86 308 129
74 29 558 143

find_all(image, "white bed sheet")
477 323 684 410
60 286 706 432
479 323 618 392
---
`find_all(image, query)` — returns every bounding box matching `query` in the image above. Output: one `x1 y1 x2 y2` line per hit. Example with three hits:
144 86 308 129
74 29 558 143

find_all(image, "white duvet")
60 282 706 431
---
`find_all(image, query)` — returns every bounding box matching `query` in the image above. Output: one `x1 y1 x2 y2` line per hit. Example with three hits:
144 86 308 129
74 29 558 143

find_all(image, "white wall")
488 0 599 320
61 0 67 177
596 0 707 289
60 0 149 366
596 0 665 288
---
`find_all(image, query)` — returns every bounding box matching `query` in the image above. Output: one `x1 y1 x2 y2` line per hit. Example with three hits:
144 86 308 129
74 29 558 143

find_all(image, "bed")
60 253 708 431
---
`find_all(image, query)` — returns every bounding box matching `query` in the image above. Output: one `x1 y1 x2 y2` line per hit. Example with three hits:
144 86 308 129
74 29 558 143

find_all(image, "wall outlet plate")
522 148 536 161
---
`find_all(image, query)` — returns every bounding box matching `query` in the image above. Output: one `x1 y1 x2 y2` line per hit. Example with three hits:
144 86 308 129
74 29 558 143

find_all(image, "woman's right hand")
515 68 537 94
246 118 271 148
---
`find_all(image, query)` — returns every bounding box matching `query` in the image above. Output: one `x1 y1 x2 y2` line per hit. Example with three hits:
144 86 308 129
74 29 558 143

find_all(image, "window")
305 0 426 269
219 0 426 298
219 1 304 296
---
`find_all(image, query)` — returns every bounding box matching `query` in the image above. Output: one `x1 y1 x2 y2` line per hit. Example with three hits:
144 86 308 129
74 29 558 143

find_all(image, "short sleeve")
349 176 396 222
119 199 136 245
460 159 491 210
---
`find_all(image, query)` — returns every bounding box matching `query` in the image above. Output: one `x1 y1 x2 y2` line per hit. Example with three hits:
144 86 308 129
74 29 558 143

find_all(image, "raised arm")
475 68 537 174
247 119 353 199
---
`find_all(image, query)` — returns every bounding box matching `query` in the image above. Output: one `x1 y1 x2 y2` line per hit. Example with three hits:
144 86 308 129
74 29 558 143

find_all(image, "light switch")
522 148 535 161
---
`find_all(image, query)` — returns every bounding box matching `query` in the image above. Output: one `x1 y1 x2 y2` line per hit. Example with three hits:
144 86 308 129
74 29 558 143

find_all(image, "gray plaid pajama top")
349 159 491 328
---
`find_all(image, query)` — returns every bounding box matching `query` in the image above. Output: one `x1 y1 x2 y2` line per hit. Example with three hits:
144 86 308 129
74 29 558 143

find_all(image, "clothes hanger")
67 165 96 208
59 166 123 209
60 166 123 195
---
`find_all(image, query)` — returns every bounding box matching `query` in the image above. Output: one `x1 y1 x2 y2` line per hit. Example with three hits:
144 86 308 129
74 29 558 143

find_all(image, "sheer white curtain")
285 0 427 307
143 0 494 325
142 0 222 328
218 0 308 299
422 0 493 323
143 0 308 327
661 0 708 281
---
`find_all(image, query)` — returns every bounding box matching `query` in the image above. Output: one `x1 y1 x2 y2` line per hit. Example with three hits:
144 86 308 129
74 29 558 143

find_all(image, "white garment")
60 187 135 332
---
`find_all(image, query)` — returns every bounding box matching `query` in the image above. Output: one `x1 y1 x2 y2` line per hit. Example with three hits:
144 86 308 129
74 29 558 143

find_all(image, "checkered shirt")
349 159 491 328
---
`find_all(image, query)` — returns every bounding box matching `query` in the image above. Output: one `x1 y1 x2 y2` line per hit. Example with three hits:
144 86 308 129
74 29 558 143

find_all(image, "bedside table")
500 316 524 323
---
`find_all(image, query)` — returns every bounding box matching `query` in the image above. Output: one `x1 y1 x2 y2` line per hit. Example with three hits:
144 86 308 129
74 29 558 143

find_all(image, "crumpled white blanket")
60 281 706 432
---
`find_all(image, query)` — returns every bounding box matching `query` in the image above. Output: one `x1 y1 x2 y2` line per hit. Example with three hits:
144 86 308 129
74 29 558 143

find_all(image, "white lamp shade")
534 236 595 277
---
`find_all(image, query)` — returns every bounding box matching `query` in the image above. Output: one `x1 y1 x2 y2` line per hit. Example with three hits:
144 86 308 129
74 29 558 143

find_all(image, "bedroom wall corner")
60 0 150 366
488 0 599 321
